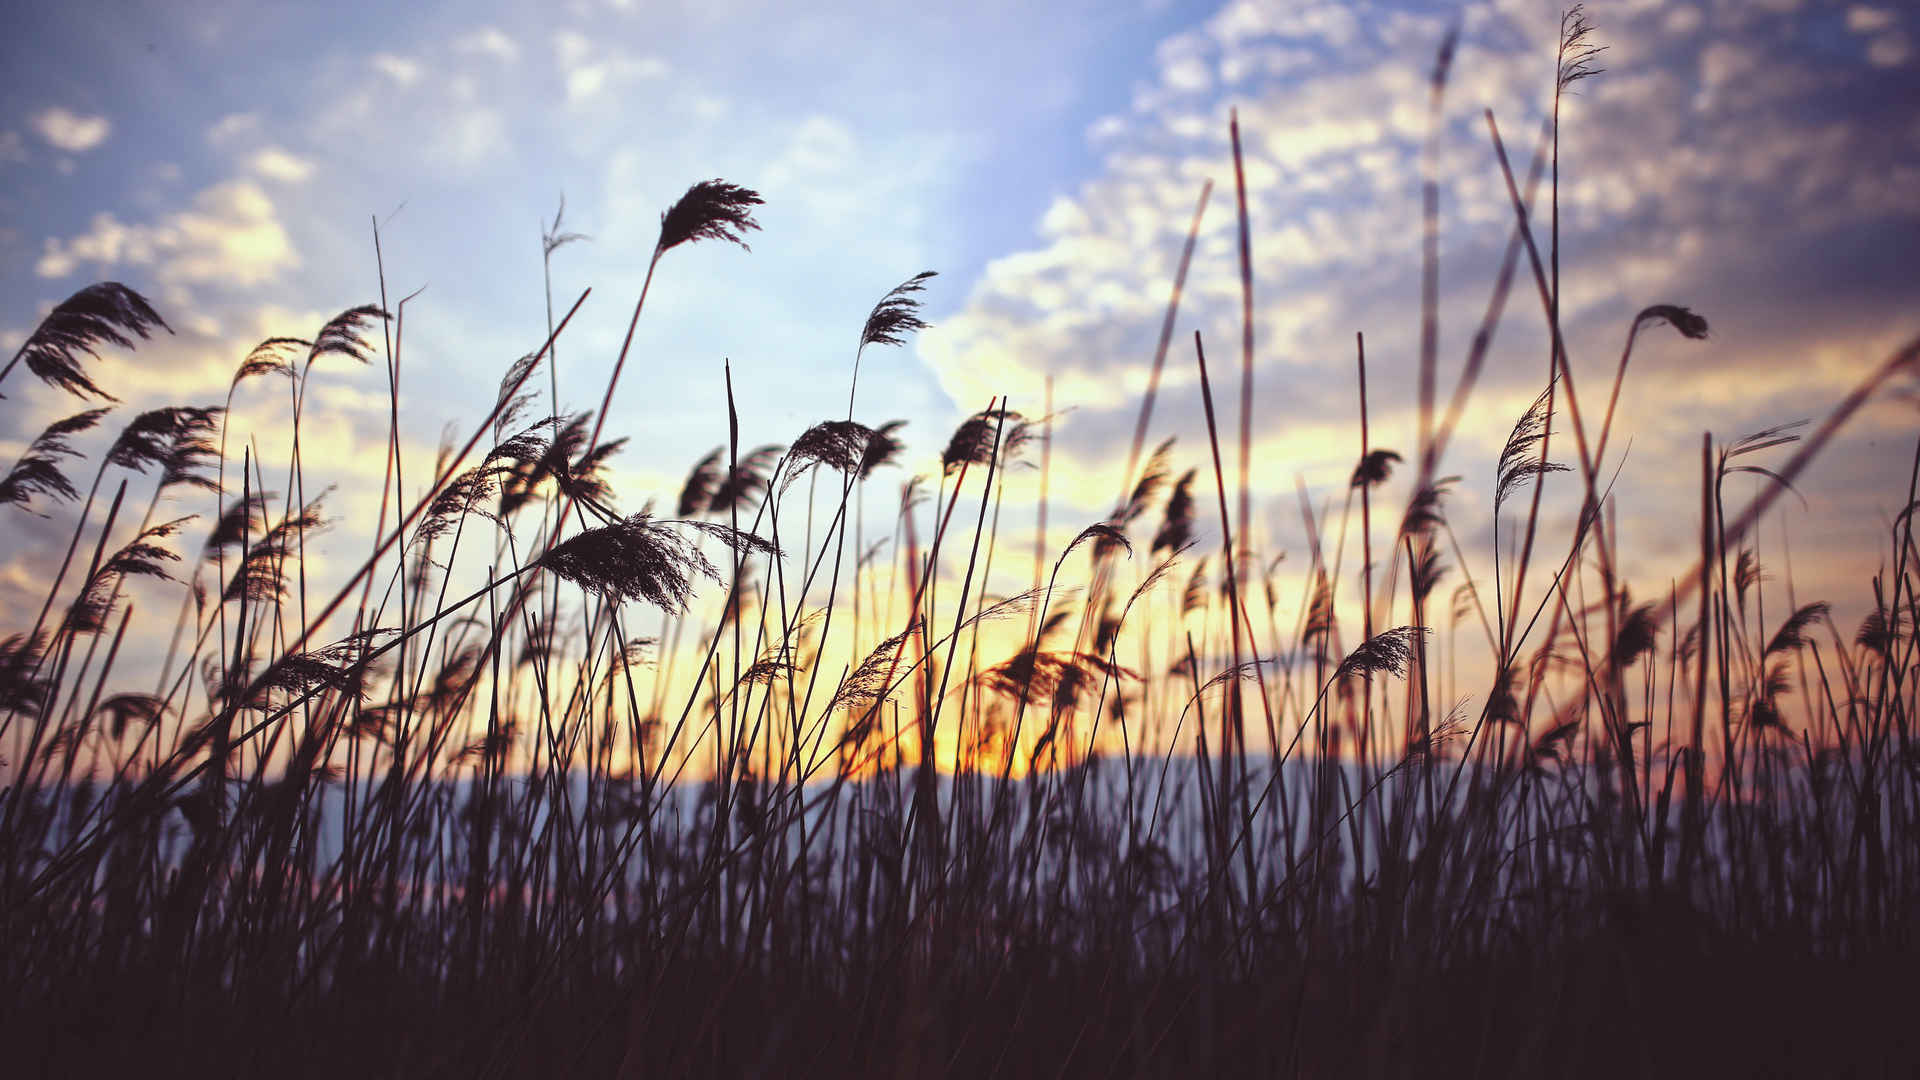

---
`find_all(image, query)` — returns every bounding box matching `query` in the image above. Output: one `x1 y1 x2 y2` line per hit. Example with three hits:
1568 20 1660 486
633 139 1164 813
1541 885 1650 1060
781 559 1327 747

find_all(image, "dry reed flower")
1495 379 1569 508
230 338 304 386
1336 626 1428 680
106 406 222 477
1151 469 1198 556
858 420 908 479
941 409 1016 475
1350 448 1402 488
1765 601 1830 656
4 281 169 401
0 632 48 714
204 488 276 553
657 180 764 254
1635 304 1709 340
304 305 389 370
1180 558 1209 618
492 352 543 439
830 624 917 714
1409 542 1449 603
860 271 936 350
538 513 717 611
980 649 1136 705
1857 610 1903 658
93 692 165 739
677 447 725 517
1302 571 1334 646
1400 474 1459 538
787 419 877 485
1062 522 1131 564
542 194 589 259
0 407 111 511
221 498 326 603
1612 601 1662 668
67 517 192 633
706 444 783 515
1557 5 1606 92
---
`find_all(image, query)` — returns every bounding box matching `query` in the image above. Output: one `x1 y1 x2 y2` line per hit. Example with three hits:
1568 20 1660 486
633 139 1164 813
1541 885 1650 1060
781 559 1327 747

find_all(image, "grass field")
3 11 1918 1078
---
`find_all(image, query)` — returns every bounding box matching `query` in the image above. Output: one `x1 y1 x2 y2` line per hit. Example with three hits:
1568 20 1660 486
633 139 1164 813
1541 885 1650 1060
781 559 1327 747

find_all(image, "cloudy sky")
2 0 1916 673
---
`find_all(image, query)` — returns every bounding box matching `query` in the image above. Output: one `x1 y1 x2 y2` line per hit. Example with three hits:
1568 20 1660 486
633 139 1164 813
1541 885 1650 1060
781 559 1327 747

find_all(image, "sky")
2 0 1917 706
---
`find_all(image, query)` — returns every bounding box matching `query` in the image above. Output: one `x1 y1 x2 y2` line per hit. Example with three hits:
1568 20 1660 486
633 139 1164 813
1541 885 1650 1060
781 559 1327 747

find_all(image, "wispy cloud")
3 0 1913 651
249 147 315 184
35 180 297 290
31 106 111 153
371 52 424 86
454 25 520 64
206 112 260 145
918 0 1919 624
553 30 669 105
932 0 1918 471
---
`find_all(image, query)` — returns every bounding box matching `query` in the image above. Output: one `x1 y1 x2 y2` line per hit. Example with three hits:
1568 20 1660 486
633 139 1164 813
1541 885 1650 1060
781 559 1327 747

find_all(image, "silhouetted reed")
3 18 1919 1079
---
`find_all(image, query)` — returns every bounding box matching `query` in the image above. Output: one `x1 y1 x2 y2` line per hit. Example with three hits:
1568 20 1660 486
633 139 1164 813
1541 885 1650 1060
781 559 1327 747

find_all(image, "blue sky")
1 0 1225 478
2 0 1917 660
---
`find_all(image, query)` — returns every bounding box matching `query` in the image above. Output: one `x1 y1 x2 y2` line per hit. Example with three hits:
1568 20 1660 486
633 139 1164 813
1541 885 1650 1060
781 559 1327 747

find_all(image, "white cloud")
1698 41 1759 92
553 28 592 67
766 114 858 180
454 26 520 63
1845 5 1897 33
206 112 260 144
1867 32 1911 67
920 0 1920 562
33 242 75 279
0 130 25 164
371 53 423 86
552 30 669 105
249 147 314 183
31 107 110 153
567 65 609 103
35 179 297 288
1663 5 1703 35
1156 34 1214 95
429 109 509 167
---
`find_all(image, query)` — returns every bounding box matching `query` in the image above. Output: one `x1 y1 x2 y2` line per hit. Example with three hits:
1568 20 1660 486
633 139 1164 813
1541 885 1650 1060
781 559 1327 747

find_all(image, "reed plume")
657 180 764 254
1 282 169 401
0 408 111 510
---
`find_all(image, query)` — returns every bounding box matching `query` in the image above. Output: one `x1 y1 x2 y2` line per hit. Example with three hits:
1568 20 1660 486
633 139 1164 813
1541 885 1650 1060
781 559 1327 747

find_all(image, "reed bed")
3 13 1917 1078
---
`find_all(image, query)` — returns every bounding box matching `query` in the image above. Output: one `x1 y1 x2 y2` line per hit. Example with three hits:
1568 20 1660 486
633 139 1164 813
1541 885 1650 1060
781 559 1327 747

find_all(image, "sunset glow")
4 1 1917 1075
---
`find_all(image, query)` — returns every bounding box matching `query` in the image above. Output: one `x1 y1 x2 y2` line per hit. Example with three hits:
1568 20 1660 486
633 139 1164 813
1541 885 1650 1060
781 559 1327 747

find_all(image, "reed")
2 13 1917 1078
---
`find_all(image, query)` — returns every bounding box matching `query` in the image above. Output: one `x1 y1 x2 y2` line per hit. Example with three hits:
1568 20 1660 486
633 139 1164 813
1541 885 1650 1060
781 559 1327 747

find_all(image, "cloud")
552 30 669 105
915 0 1920 652
0 296 444 651
454 25 520 63
1846 6 1898 33
371 52 424 86
1867 32 1911 67
431 109 509 167
206 112 260 145
35 179 297 288
31 106 110 152
249 147 315 183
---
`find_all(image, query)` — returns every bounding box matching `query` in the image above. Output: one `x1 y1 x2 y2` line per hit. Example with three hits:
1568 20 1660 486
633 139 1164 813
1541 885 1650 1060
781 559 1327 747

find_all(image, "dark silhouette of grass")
4 13 1920 1079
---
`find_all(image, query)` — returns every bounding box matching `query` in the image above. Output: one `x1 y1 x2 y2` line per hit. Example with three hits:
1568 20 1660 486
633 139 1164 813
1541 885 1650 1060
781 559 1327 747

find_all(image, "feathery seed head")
657 179 764 254
11 281 170 402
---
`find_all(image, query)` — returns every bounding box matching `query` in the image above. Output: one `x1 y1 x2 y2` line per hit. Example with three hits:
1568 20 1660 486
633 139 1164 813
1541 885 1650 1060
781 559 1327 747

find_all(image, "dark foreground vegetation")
4 11 1918 1077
